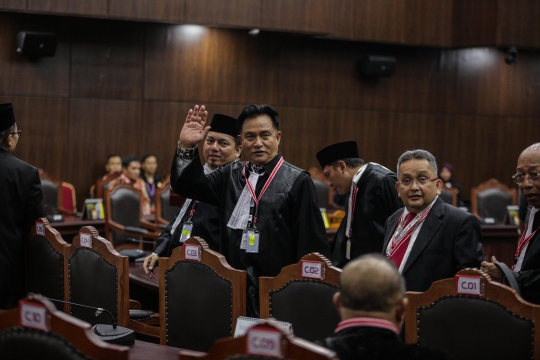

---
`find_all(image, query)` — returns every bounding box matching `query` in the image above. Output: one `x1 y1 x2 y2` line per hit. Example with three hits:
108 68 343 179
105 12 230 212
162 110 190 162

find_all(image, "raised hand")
178 105 210 148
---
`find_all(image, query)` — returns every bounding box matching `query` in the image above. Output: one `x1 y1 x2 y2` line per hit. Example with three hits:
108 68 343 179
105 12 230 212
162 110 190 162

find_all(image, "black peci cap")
316 141 359 169
0 103 16 132
209 114 239 138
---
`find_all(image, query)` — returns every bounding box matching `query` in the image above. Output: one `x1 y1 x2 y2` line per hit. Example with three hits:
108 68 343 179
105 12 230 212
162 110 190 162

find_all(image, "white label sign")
36 221 45 236
234 316 292 338
301 260 324 280
184 244 200 261
80 232 92 248
456 275 482 296
20 302 48 331
247 329 283 358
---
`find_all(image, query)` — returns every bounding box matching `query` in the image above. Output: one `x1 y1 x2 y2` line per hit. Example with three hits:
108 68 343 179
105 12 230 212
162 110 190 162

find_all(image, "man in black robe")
481 143 540 304
143 114 241 278
315 254 452 360
316 141 403 268
171 104 330 317
0 103 45 309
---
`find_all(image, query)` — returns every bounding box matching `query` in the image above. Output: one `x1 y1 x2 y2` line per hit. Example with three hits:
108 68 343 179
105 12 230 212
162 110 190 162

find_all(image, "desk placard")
234 316 292 338
301 260 325 280
246 328 283 358
184 244 200 261
35 220 45 236
80 232 92 248
455 275 483 296
20 301 49 331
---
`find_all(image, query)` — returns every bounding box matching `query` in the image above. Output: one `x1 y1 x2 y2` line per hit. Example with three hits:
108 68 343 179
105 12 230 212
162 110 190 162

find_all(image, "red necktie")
390 212 416 269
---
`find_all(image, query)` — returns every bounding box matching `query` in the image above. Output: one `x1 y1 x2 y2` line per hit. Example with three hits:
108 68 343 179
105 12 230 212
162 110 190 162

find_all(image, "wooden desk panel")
50 215 105 240
130 340 182 360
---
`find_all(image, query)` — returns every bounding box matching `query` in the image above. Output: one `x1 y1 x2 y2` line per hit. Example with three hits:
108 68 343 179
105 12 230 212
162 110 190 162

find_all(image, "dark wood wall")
1 11 539 208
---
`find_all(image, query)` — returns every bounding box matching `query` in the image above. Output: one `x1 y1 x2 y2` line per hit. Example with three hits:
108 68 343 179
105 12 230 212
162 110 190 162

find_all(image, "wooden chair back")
26 218 70 310
159 236 246 352
154 176 177 225
178 320 338 360
259 253 342 341
95 171 121 199
405 268 540 360
64 226 130 327
471 178 517 223
440 185 458 206
0 294 129 360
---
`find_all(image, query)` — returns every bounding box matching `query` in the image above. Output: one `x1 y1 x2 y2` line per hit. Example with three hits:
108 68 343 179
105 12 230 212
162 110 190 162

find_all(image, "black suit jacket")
383 197 483 292
0 145 45 309
508 215 540 304
332 163 403 268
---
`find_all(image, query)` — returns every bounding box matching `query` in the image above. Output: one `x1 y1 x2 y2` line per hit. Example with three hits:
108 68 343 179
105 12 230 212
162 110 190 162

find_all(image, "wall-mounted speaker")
359 55 396 77
17 32 57 57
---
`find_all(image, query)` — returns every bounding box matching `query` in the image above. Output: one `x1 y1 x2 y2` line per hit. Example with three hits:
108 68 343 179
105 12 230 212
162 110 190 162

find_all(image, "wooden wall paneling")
261 0 332 34
496 0 540 49
330 0 357 40
144 25 279 104
404 0 453 47
350 0 407 44
456 48 540 118
0 0 26 10
0 96 70 182
70 18 145 100
140 101 246 175
109 0 185 23
452 0 497 48
27 0 107 16
68 99 144 206
185 0 261 28
0 13 70 97
278 38 457 114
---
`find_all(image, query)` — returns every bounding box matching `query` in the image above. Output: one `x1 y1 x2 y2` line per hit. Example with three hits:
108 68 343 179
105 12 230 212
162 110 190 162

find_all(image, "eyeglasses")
398 177 438 188
512 171 540 184
10 130 22 137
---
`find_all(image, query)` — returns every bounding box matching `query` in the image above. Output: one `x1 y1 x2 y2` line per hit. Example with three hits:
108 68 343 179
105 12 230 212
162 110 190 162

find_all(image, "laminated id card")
245 230 260 253
179 222 193 243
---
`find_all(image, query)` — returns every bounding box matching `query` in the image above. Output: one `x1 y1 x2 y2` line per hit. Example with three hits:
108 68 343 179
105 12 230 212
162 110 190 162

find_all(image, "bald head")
517 143 540 208
340 254 405 313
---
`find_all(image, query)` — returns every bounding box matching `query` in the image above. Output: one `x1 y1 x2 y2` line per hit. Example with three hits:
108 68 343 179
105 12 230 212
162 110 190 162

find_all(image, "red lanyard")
514 223 540 261
388 204 434 257
242 157 284 225
348 187 359 237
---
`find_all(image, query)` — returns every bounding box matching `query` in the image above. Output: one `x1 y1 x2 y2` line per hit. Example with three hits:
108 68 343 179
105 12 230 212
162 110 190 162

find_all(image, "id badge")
346 239 351 260
245 230 260 253
179 222 193 243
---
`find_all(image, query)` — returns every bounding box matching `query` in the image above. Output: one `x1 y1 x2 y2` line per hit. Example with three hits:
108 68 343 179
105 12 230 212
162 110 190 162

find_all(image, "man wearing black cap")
0 103 46 309
143 113 242 278
316 141 403 268
171 104 329 317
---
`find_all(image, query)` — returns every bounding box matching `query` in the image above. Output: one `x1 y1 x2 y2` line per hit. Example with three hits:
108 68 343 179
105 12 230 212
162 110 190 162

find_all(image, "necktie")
390 212 416 269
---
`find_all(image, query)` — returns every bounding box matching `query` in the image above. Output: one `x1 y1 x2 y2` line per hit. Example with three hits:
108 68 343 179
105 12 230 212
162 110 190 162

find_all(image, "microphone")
28 293 135 345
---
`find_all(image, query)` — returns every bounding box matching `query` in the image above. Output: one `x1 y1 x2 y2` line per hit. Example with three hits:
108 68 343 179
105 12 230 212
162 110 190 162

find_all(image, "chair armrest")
129 299 142 310
124 226 148 234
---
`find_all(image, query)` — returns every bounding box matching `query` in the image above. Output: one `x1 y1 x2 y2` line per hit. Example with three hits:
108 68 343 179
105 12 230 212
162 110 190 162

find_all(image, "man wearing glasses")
383 149 482 292
482 143 540 304
0 103 45 309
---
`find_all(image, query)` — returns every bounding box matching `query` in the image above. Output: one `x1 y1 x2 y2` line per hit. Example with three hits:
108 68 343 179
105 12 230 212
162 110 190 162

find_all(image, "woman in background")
140 154 163 213
439 163 465 207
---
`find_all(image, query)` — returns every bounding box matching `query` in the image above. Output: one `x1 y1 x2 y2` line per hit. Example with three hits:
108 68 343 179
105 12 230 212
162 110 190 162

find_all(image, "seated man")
143 114 241 278
316 254 452 360
482 143 540 304
89 154 122 197
119 155 151 215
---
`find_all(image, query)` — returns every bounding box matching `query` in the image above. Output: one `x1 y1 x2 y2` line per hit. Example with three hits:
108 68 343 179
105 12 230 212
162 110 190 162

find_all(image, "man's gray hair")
396 149 438 177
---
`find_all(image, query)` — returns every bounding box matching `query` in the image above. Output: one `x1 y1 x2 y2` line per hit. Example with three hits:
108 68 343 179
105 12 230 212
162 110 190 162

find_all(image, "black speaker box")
17 32 57 57
359 55 396 77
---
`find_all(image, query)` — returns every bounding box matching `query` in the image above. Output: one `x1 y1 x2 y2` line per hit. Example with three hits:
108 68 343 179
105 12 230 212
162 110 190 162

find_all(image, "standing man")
316 254 452 360
481 143 540 304
171 104 330 316
383 149 482 292
316 141 403 268
0 103 46 309
143 114 241 278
